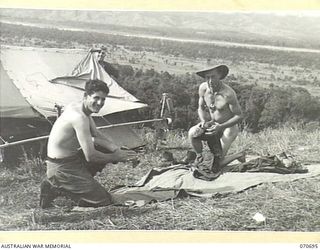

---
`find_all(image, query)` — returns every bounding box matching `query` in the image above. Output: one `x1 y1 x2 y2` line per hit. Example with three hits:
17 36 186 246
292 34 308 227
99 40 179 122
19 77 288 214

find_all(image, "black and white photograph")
0 8 320 233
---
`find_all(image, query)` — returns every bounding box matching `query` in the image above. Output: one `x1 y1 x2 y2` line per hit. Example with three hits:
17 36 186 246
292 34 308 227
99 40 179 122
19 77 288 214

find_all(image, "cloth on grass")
111 162 320 203
227 152 307 174
195 152 308 181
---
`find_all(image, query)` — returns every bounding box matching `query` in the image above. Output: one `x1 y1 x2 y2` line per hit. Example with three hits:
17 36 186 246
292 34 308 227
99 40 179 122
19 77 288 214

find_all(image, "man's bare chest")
204 91 229 111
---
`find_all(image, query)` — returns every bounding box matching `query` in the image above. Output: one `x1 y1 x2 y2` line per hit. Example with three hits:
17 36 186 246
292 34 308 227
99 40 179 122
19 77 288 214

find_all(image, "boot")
39 179 60 209
211 155 223 173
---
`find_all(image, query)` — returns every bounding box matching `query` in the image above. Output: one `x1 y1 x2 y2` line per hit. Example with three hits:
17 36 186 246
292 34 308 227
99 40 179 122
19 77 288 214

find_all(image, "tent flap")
50 50 139 102
0 46 147 119
0 46 147 147
0 63 40 118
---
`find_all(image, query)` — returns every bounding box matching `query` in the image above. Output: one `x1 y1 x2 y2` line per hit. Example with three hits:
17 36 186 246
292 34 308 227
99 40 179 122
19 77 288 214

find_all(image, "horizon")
1 8 320 16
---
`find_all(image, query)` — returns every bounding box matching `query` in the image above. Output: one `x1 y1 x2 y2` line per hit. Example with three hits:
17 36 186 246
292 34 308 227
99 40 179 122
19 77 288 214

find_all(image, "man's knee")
188 127 194 139
220 126 239 155
188 123 205 139
223 126 239 140
188 125 197 138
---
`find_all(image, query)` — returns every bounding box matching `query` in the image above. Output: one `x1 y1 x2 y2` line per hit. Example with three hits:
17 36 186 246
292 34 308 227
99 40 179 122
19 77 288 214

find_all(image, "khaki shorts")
46 153 112 207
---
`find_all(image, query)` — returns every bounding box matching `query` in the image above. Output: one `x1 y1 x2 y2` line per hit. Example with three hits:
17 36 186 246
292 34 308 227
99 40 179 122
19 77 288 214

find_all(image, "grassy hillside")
0 125 319 231
1 9 320 49
1 9 319 233
1 22 320 99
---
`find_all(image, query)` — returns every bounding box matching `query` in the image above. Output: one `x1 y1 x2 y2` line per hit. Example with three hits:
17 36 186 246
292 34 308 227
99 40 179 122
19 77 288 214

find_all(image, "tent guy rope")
0 118 172 149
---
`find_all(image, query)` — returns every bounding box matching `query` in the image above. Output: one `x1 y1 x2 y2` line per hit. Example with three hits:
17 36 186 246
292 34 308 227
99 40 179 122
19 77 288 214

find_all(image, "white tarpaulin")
0 46 147 119
111 164 320 202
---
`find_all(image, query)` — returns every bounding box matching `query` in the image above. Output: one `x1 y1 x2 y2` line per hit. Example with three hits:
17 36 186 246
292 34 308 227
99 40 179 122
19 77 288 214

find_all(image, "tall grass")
235 123 320 163
1 123 320 230
138 123 320 163
2 123 318 173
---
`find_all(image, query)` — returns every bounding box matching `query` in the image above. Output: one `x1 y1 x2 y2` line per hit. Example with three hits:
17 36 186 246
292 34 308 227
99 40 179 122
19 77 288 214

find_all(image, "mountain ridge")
1 9 319 48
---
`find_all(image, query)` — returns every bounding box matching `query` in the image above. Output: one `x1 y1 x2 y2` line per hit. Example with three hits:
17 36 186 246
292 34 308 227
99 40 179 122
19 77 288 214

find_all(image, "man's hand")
199 121 206 128
205 123 223 135
113 148 137 163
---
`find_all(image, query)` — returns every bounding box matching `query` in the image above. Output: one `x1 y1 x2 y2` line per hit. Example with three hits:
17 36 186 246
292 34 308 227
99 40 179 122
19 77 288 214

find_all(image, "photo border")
0 0 319 245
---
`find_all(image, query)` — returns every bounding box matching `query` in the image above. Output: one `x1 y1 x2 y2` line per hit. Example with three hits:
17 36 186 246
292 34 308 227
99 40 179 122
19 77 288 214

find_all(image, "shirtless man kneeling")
188 65 245 173
40 79 136 208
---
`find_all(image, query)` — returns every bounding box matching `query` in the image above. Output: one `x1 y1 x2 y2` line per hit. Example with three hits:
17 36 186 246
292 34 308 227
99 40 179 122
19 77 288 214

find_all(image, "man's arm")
218 93 243 129
93 136 119 153
198 83 208 124
224 92 244 128
89 48 102 53
73 115 135 164
207 92 243 134
89 117 119 153
219 113 243 129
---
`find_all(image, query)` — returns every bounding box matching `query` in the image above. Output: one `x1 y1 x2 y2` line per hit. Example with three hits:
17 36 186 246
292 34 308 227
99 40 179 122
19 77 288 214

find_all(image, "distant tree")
117 64 134 76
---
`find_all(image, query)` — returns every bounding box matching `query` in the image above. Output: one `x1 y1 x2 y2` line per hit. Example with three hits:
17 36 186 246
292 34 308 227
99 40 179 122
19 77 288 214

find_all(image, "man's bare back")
47 102 88 158
41 79 137 209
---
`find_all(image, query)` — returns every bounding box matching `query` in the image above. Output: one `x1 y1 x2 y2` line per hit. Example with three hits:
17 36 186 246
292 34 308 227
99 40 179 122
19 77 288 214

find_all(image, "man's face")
205 70 221 91
84 91 107 113
97 51 106 62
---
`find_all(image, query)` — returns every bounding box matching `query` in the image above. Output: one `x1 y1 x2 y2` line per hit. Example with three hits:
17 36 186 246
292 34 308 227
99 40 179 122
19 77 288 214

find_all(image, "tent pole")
97 118 171 129
0 118 172 149
0 136 7 144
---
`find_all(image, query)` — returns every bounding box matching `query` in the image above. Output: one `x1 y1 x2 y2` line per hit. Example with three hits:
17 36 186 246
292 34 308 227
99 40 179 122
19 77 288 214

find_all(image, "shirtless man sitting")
188 65 245 173
40 79 136 208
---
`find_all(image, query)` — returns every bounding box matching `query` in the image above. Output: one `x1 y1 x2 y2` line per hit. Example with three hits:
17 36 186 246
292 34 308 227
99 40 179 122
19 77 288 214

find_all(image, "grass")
0 124 319 231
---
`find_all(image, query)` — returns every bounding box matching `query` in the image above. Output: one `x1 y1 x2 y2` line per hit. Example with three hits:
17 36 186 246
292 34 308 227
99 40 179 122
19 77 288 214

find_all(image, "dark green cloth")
227 153 308 174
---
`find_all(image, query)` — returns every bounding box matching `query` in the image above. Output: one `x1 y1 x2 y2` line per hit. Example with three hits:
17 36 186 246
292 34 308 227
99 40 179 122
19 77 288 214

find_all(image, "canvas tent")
0 45 147 150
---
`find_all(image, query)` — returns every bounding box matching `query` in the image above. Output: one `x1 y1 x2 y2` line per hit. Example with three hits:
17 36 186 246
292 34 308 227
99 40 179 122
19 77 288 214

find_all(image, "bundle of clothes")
228 152 307 174
157 151 307 181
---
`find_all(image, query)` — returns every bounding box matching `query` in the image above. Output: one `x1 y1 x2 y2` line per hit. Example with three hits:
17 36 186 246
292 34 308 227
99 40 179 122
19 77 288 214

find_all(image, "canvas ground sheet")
111 164 320 203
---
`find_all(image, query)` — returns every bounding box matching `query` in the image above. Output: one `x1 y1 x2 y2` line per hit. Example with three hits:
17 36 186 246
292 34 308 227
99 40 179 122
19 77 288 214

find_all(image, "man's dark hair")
84 79 109 96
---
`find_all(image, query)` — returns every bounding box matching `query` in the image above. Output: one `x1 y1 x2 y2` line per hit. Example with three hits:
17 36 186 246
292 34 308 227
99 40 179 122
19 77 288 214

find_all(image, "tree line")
2 23 320 70
116 65 320 132
2 22 320 132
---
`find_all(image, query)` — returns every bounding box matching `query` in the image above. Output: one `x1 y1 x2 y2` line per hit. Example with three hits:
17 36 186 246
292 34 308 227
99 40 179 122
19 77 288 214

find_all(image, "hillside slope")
1 9 320 49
